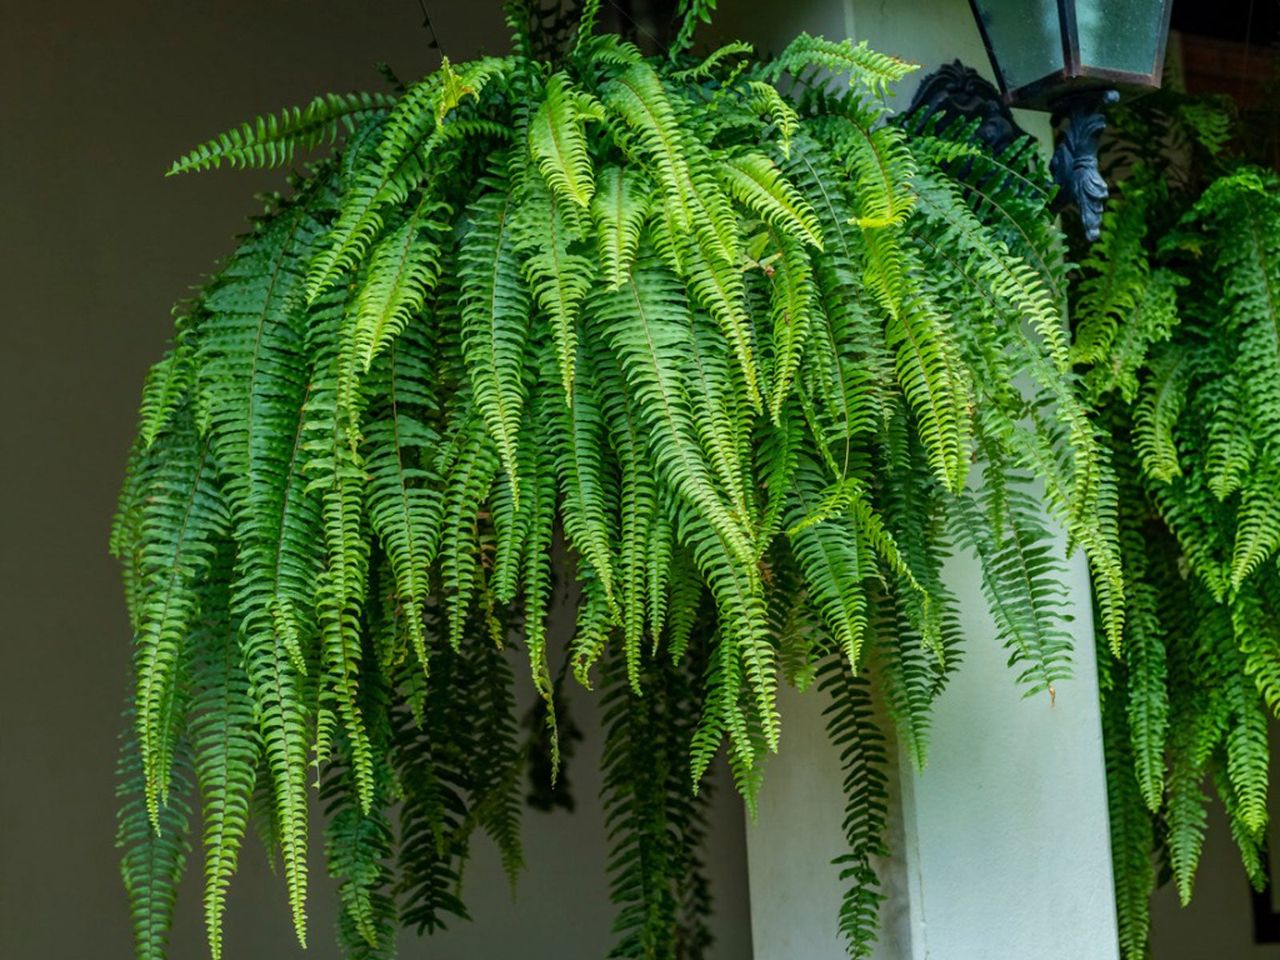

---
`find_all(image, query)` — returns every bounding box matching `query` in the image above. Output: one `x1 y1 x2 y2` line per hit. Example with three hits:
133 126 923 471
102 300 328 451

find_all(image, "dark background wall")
0 3 751 957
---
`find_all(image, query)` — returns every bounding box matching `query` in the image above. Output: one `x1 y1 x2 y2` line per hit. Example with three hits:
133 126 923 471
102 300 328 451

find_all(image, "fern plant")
112 3 1118 958
1073 90 1280 958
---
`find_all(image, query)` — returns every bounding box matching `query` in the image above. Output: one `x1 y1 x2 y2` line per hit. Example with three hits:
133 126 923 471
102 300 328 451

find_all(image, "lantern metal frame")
966 0 1175 110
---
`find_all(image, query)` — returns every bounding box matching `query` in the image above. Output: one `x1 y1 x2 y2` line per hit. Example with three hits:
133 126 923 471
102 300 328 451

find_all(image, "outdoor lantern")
907 0 1175 240
967 0 1174 110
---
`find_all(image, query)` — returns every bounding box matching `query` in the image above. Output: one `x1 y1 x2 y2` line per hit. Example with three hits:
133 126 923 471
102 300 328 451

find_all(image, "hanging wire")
604 0 663 50
416 0 443 52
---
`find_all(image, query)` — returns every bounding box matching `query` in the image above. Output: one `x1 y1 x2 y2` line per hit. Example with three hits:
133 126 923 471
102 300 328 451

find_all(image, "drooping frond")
529 72 596 208
516 175 594 400
602 646 715 958
133 417 229 822
718 152 823 249
459 179 533 502
819 656 889 960
592 166 650 290
137 343 193 449
348 196 448 381
188 579 259 960
117 723 193 960
948 476 1073 699
364 323 445 672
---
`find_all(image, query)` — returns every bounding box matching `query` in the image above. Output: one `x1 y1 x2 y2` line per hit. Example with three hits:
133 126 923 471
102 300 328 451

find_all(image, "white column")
729 1 1121 957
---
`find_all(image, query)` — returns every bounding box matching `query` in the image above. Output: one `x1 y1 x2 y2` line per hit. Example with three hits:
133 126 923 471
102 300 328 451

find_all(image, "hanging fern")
1074 90 1280 959
113 4 1117 957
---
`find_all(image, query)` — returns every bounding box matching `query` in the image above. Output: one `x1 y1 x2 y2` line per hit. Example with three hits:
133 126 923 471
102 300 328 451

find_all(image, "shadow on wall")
0 3 750 958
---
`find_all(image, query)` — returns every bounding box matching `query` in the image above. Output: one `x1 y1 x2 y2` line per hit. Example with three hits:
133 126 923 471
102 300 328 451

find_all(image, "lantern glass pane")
1075 0 1166 77
971 0 1062 92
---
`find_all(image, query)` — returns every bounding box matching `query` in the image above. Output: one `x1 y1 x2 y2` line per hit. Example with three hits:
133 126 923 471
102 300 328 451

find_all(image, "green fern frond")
459 181 532 506
348 196 448 381
1203 370 1256 499
769 34 916 94
591 260 753 566
188 581 259 960
137 344 194 449
438 414 500 649
673 41 753 81
591 165 651 290
1231 463 1280 590
168 92 396 175
818 656 889 960
529 72 595 207
760 231 815 424
1100 668 1154 959
553 351 620 618
364 327 445 673
787 461 871 669
948 478 1074 698
744 80 798 158
1132 350 1190 484
134 420 229 822
1071 177 1155 367
117 725 193 960
516 176 594 400
323 668 396 960
719 152 823 249
864 229 971 493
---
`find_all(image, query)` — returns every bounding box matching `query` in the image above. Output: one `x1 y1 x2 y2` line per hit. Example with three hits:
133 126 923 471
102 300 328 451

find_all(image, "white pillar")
726 1 1122 957
746 547 1119 960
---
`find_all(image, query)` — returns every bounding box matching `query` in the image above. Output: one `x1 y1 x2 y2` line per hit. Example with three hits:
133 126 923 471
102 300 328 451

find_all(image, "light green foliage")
116 10 1108 958
131 417 229 825
592 165 650 289
1077 93 1280 958
529 72 596 207
766 33 917 96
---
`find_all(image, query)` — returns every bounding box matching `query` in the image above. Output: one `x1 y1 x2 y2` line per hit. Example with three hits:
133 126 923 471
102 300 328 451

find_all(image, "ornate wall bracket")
906 60 1027 155
1048 89 1119 242
906 60 1119 242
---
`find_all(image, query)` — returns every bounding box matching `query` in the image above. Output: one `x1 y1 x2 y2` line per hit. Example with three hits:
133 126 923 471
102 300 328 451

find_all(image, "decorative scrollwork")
1049 89 1119 242
906 59 1027 154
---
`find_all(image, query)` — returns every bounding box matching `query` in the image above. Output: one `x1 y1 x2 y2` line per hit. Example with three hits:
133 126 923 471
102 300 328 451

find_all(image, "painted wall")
0 4 753 959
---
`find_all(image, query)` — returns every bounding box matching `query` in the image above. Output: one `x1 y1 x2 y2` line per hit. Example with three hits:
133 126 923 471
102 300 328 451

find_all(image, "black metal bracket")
1049 89 1119 242
906 60 1120 242
906 60 1028 155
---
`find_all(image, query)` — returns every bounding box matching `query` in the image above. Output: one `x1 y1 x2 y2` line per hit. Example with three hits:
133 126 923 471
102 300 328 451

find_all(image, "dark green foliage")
602 645 715 959
117 720 193 960
524 659 585 813
113 4 1109 957
819 657 889 959
1075 92 1280 958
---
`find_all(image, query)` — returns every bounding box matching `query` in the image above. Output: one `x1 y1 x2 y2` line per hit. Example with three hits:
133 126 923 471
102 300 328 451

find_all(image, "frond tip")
168 92 396 175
